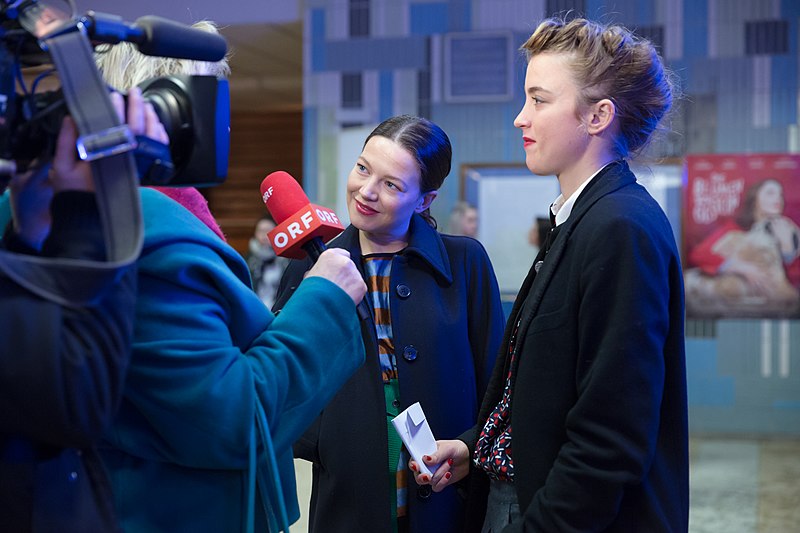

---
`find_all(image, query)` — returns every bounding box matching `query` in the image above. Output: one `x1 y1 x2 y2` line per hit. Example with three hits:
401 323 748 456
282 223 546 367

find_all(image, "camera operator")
91 22 367 533
0 90 167 531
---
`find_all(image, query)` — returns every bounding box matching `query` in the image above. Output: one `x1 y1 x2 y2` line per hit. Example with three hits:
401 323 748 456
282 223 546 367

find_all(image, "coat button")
396 284 411 298
417 485 432 500
392 399 400 408
402 345 418 361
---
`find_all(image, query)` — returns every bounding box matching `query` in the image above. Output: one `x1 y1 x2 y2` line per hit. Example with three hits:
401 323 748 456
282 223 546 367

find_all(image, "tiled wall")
687 321 800 436
304 0 800 436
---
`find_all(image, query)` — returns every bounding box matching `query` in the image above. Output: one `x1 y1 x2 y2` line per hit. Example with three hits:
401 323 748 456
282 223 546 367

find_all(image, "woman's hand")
9 88 168 249
408 439 471 493
305 248 367 305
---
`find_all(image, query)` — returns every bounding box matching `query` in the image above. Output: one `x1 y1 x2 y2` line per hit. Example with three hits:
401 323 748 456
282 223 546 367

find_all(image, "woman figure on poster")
687 178 800 315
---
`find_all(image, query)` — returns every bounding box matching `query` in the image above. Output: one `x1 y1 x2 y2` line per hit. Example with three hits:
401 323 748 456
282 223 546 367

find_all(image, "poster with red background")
684 154 800 318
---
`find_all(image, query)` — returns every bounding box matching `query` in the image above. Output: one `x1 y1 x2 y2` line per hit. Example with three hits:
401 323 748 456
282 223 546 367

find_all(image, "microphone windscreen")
260 171 310 224
133 16 228 61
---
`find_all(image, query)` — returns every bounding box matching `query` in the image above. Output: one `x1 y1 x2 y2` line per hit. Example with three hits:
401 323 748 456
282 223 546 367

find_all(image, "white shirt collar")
550 162 616 226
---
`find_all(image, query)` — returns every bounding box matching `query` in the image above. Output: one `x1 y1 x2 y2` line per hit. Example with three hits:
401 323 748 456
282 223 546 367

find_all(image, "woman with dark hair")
414 17 689 532
274 115 504 533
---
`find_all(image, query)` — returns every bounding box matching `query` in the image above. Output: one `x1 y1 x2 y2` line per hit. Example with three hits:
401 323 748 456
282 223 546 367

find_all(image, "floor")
689 437 800 533
291 437 800 532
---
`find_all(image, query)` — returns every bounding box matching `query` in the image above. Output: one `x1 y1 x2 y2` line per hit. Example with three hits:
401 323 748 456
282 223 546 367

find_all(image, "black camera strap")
0 22 142 307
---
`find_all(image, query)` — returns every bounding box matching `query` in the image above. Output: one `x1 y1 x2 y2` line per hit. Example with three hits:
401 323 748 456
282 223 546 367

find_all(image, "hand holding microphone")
260 171 369 317
306 248 366 305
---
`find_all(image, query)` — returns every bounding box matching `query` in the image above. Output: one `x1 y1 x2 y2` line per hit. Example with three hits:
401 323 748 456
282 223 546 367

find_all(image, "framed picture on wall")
459 164 558 295
461 162 683 298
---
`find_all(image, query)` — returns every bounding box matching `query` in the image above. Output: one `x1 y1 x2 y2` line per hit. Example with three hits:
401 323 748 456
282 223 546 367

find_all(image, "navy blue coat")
0 192 134 532
464 161 689 532
274 213 504 533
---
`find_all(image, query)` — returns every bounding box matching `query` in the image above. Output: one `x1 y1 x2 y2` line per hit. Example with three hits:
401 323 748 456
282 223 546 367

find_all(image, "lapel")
514 161 636 335
328 214 453 352
330 213 453 284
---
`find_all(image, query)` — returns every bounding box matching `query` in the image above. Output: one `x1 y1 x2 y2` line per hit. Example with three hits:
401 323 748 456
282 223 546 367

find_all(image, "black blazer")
274 214 505 533
464 161 689 532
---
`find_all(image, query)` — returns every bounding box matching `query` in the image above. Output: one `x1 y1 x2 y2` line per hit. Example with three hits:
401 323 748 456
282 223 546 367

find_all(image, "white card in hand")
390 402 440 477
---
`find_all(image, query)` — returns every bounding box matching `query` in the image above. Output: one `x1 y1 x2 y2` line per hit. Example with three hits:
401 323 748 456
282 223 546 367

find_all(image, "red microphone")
260 171 369 320
260 171 344 260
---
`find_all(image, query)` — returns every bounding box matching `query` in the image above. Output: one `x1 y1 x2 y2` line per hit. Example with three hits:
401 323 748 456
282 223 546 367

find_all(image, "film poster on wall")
683 154 800 319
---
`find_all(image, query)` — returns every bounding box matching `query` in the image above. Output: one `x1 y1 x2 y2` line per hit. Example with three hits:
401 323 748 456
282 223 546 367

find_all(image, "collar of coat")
330 212 454 284
559 159 633 235
511 160 636 322
542 159 635 267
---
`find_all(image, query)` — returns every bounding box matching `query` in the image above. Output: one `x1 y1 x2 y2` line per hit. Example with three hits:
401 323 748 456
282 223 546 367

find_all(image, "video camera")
0 0 230 187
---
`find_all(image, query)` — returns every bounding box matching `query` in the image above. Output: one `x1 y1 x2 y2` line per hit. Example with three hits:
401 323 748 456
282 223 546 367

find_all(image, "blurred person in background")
246 215 288 308
447 200 479 238
526 216 551 252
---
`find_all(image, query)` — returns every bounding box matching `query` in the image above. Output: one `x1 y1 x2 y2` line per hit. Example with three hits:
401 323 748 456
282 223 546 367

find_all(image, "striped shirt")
364 254 408 521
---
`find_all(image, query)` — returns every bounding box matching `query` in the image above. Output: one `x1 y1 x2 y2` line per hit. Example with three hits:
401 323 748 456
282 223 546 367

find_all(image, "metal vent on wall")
444 32 514 103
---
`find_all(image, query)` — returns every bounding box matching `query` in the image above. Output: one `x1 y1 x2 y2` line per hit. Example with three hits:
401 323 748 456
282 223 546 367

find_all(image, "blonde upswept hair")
94 20 231 90
521 17 676 159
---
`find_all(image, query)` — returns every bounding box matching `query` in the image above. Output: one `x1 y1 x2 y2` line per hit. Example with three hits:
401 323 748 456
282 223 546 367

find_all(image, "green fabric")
0 191 11 235
386 378 402 533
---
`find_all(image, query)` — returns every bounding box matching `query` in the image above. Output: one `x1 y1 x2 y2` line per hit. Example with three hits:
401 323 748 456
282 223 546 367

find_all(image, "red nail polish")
447 458 454 466
423 455 431 462
410 464 416 472
445 472 452 480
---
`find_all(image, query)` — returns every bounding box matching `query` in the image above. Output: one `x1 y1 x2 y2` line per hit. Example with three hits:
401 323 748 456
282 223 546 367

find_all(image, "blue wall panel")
410 2 449 35
448 0 470 32
303 106 319 200
686 339 735 407
310 8 326 72
379 70 393 120
771 56 797 127
585 0 607 20
783 0 800 18
325 37 428 71
683 0 707 59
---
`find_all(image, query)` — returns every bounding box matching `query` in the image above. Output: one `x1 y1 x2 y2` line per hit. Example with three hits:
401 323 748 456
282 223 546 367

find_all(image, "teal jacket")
100 188 365 532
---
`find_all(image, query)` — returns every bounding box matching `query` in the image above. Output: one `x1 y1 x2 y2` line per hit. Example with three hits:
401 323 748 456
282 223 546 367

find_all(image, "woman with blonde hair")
95 20 230 90
414 17 688 532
